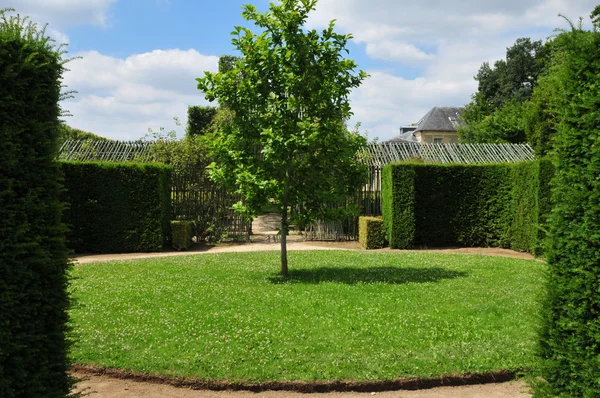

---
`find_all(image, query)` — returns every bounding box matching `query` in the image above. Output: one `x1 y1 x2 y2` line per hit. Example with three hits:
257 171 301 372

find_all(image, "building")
387 106 465 144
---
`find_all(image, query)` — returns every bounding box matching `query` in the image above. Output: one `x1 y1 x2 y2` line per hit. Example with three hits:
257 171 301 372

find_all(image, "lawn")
69 250 545 382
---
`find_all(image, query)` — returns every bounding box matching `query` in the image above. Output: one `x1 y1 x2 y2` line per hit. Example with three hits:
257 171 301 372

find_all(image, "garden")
2 2 600 398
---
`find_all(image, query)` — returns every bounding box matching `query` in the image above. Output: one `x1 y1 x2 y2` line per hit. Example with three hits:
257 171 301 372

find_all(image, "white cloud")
307 0 598 140
61 49 219 140
0 0 118 28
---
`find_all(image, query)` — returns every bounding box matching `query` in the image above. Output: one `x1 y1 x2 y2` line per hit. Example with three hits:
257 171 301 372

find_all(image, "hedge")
538 26 600 397
61 161 172 253
171 220 194 250
381 160 553 254
0 10 73 397
358 217 386 249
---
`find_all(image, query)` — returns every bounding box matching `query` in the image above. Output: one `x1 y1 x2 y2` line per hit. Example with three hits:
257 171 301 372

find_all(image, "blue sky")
1 0 597 141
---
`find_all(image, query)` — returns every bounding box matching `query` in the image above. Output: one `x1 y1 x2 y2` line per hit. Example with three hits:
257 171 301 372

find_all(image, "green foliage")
70 251 545 382
460 100 526 143
218 54 240 73
0 8 73 397
461 38 551 144
187 105 218 137
171 221 194 250
197 0 368 273
358 217 386 249
538 23 600 397
382 164 416 249
61 161 172 253
382 162 551 253
145 125 236 242
57 123 110 147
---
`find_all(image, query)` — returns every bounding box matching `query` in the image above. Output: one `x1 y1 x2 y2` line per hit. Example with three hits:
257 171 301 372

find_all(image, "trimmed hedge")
382 161 553 254
538 26 600 397
61 161 172 253
358 217 386 249
0 11 73 397
171 220 194 250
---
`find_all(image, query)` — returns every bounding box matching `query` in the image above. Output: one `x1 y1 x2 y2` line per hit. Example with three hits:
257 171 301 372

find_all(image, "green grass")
69 251 545 382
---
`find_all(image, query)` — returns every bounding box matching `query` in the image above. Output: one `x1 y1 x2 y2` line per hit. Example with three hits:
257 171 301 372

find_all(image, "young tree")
197 0 368 275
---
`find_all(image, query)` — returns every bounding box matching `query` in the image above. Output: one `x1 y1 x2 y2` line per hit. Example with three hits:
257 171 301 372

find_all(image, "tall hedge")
538 26 600 397
61 161 172 253
382 161 552 253
187 105 218 137
0 10 73 397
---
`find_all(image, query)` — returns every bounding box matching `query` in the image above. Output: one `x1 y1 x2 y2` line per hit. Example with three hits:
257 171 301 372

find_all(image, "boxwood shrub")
0 10 73 397
358 216 386 249
61 161 172 253
381 161 552 254
171 220 194 250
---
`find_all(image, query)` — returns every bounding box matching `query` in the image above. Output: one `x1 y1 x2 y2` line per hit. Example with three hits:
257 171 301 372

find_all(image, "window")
433 137 443 145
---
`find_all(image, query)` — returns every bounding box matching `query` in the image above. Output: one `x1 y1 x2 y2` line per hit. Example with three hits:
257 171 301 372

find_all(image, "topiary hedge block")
382 161 553 253
0 12 73 397
538 26 600 397
171 220 194 250
358 216 386 249
382 164 416 249
61 161 172 253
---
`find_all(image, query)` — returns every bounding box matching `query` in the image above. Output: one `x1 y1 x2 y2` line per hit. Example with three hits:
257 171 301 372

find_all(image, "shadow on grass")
269 266 468 285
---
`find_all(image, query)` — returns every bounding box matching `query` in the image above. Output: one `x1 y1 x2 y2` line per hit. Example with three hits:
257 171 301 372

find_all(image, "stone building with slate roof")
387 106 465 144
413 106 465 144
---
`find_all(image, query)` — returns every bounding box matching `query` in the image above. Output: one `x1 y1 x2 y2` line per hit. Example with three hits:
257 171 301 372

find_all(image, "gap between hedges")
71 364 518 393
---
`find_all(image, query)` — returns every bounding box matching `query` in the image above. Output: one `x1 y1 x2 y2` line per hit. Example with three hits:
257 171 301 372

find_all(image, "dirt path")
73 240 536 264
72 373 531 398
71 241 538 397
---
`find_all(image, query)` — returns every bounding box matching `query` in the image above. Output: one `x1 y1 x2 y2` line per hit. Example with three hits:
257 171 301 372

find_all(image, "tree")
197 0 368 275
460 38 551 144
218 55 240 73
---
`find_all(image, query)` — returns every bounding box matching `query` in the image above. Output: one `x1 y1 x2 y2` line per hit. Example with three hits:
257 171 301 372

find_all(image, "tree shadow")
268 266 468 285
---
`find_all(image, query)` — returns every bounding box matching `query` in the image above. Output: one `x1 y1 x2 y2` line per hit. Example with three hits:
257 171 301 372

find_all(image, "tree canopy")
197 0 368 275
459 38 551 145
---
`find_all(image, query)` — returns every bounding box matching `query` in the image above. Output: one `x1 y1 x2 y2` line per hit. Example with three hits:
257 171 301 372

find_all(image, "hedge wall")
382 160 553 254
0 11 73 397
61 161 172 253
538 25 600 397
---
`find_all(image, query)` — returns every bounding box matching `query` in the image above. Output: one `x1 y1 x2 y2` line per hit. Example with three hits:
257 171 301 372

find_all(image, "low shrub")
358 216 386 249
61 161 172 253
171 220 194 250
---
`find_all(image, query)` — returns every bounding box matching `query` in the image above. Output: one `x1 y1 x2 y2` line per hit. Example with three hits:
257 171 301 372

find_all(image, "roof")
414 106 465 133
385 131 418 143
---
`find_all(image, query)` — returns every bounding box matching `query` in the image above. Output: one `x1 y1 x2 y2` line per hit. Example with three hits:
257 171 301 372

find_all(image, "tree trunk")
280 165 290 276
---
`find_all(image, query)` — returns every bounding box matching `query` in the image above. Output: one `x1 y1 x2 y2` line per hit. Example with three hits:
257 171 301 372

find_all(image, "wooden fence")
58 140 535 242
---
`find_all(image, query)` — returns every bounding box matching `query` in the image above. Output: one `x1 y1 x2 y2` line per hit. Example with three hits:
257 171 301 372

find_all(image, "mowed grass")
69 250 545 382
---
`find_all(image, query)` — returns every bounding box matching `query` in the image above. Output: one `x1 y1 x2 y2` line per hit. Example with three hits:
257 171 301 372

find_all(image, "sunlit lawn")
69 250 545 382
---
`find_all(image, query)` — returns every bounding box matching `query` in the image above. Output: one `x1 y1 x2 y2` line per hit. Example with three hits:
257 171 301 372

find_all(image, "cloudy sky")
1 0 596 141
